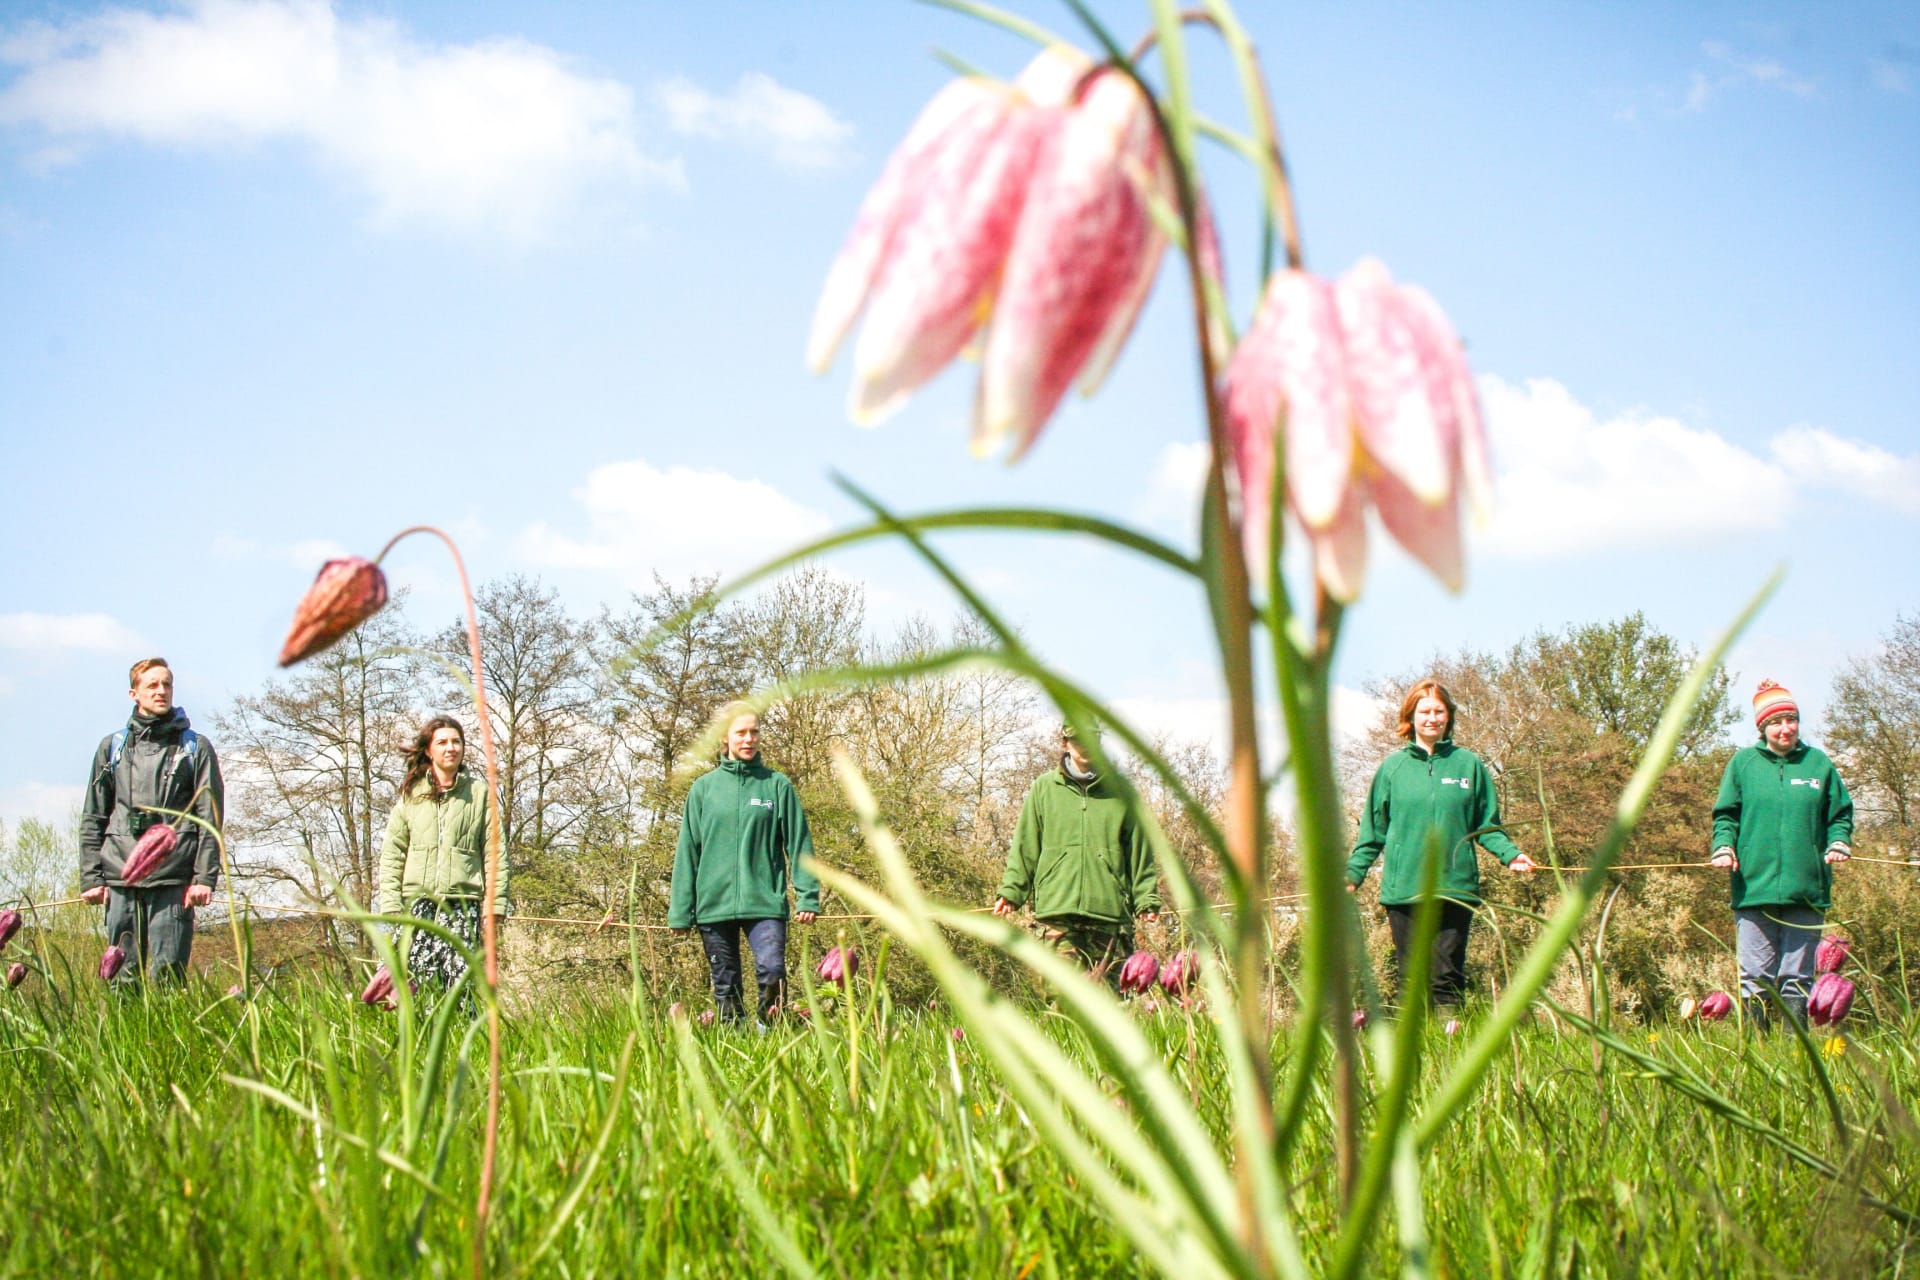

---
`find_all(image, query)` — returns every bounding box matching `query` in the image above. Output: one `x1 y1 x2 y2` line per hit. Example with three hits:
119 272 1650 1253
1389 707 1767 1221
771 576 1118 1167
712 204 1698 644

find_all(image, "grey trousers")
1734 905 1823 1004
104 885 195 983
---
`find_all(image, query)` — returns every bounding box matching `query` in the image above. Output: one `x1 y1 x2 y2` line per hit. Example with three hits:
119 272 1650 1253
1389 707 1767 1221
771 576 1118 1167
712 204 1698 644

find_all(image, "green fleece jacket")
1711 741 1853 911
997 766 1161 927
377 769 507 916
668 756 820 928
1346 742 1521 905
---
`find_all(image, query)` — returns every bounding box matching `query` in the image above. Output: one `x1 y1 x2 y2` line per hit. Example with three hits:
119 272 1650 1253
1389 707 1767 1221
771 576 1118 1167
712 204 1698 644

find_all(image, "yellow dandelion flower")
1822 1036 1846 1058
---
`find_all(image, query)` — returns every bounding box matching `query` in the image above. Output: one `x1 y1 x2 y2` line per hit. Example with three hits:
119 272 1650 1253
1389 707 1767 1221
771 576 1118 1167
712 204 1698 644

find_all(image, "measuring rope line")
8 861 1910 927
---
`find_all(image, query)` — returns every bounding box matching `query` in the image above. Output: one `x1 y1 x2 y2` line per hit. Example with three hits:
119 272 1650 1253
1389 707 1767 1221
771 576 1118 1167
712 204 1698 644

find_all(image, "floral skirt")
406 897 482 999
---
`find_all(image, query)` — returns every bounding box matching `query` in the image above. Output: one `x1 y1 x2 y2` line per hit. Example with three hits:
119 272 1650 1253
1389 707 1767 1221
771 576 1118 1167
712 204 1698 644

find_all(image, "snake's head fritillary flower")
120 822 178 885
1810 973 1856 1027
811 46 1180 462
810 47 1085 424
6 962 25 990
1816 936 1853 975
1698 991 1733 1021
816 946 858 987
278 557 390 667
1352 1007 1370 1031
976 64 1173 461
1225 258 1493 602
1158 949 1197 996
951 1026 965 1042
359 965 396 1008
1443 1018 1460 1036
99 945 127 982
1117 950 1161 995
1678 996 1698 1021
696 1008 717 1027
0 909 20 950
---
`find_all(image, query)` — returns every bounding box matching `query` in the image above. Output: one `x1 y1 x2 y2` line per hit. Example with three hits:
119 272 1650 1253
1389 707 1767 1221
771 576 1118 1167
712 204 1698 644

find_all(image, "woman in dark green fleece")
1346 680 1534 1007
668 704 819 1024
1710 679 1853 1026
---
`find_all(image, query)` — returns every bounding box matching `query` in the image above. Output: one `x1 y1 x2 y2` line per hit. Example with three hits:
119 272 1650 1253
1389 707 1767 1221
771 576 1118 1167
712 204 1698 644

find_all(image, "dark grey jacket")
80 707 225 890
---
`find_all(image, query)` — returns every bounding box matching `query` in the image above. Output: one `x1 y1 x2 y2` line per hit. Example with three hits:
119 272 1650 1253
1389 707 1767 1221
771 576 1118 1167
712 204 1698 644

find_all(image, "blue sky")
3 0 1916 832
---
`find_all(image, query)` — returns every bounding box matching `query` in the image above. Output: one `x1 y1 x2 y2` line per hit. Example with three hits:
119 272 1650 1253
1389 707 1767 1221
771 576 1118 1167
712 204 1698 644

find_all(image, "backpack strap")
107 727 198 769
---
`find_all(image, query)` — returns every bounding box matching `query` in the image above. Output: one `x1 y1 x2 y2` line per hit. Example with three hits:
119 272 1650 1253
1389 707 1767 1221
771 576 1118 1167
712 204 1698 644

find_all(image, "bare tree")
743 566 864 788
433 576 602 908
599 574 751 829
215 606 424 908
1829 612 1920 836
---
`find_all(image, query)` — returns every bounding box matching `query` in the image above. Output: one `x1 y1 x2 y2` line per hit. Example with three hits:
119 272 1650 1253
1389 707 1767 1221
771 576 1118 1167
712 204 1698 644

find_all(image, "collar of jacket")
128 706 191 739
1759 740 1810 763
1405 739 1456 762
720 755 769 777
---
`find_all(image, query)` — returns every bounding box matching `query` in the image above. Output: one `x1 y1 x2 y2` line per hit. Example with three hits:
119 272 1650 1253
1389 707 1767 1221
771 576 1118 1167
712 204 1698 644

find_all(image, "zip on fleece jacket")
377 769 508 917
1346 741 1521 906
668 756 820 928
79 707 225 890
997 767 1161 927
1712 740 1853 911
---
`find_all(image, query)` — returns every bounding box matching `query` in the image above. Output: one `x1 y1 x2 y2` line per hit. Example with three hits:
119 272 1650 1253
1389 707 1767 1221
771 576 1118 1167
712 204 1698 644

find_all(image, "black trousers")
1384 899 1477 1007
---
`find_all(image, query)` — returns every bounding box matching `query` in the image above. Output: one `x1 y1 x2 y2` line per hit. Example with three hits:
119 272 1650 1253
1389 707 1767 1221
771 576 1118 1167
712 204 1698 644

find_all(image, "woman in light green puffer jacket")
377 715 505 997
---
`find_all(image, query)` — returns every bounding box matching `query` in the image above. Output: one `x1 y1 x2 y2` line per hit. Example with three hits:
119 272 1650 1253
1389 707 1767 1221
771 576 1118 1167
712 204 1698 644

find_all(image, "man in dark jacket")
994 724 1160 986
79 657 225 982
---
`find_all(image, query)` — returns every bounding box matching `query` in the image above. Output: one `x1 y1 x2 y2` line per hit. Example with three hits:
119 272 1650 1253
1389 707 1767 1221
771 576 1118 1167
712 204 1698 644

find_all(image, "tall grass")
2 964 1915 1276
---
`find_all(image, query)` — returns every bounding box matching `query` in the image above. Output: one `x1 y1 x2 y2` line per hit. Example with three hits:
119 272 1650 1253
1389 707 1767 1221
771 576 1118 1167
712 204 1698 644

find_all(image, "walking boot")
1742 994 1771 1031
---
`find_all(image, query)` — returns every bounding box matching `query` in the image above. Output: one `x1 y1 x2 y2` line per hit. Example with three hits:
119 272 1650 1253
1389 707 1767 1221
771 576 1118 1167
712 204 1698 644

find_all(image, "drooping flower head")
1698 991 1733 1021
1117 949 1161 995
0 909 20 950
99 945 128 982
816 946 859 987
359 965 396 1008
1158 949 1198 996
810 45 1183 462
1809 973 1856 1027
1815 935 1852 975
1352 1006 1370 1031
279 557 390 667
120 822 178 885
1224 259 1494 601
6 962 25 990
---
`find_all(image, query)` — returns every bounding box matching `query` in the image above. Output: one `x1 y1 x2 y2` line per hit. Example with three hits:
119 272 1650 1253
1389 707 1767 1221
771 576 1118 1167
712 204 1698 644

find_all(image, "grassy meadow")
2 915 1916 1279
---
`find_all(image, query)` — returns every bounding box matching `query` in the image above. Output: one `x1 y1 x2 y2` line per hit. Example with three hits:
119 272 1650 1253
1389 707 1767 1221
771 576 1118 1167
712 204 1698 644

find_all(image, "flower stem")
377 524 505 1280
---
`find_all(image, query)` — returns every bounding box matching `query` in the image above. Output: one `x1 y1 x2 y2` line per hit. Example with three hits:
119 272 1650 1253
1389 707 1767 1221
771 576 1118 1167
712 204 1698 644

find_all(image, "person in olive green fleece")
378 715 506 1001
669 705 819 1024
1710 679 1854 1026
1346 680 1534 1008
994 724 1160 987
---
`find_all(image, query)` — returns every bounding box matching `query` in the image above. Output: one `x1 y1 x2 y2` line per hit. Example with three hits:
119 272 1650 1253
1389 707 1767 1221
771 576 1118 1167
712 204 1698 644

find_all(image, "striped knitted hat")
1752 679 1798 728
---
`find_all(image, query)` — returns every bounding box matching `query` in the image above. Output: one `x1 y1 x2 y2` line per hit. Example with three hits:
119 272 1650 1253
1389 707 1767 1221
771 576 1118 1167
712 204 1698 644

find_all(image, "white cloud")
0 0 683 243
1475 376 1920 559
211 532 352 569
1771 425 1920 515
1871 54 1913 95
1136 440 1209 529
0 782 83 829
1701 40 1818 100
0 612 143 655
516 457 834 584
1477 376 1789 557
656 71 853 171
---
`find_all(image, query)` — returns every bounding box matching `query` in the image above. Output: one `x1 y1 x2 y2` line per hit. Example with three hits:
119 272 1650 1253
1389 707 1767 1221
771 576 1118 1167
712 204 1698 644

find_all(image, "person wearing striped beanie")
1709 679 1855 1027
